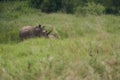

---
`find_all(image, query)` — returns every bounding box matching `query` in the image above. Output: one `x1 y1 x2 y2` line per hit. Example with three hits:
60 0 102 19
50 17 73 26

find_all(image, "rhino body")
19 26 34 40
19 25 50 40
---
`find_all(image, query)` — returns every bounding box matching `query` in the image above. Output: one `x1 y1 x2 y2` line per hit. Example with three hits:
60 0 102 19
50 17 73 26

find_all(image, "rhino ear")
42 26 45 29
38 24 41 28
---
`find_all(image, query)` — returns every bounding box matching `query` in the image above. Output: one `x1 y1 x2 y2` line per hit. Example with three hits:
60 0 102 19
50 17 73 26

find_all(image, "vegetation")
0 1 120 80
29 0 120 14
0 0 120 14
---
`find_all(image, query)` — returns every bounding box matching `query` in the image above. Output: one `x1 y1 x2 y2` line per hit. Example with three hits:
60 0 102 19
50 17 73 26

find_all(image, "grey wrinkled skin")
19 26 34 40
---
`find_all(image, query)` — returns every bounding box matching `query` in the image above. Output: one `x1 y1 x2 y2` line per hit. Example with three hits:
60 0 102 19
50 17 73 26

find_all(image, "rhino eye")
35 28 40 31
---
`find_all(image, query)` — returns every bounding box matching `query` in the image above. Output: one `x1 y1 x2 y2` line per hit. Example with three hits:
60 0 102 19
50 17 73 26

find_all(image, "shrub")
30 0 62 13
29 0 43 9
75 2 105 16
61 0 75 13
75 6 87 16
41 0 59 13
29 0 75 13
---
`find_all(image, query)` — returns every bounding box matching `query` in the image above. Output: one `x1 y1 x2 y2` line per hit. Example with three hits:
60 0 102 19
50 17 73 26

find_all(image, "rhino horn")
46 29 52 35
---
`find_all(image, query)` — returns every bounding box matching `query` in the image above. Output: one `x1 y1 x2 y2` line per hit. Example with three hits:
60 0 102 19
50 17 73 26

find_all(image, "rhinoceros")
19 24 52 40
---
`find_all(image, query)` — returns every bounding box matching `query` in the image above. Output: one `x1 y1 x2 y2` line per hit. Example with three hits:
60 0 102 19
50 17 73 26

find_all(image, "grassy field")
0 1 120 80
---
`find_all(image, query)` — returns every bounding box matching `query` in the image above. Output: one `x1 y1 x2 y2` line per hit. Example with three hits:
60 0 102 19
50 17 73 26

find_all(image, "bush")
41 0 59 13
30 0 62 13
61 0 75 13
29 0 75 13
75 2 105 16
75 6 86 16
29 0 43 9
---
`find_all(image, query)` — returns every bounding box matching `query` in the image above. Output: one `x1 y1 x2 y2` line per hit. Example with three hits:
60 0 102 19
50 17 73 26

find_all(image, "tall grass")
0 37 120 80
0 1 120 80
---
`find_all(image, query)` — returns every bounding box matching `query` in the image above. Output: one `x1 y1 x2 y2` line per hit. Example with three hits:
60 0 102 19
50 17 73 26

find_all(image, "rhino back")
19 26 35 40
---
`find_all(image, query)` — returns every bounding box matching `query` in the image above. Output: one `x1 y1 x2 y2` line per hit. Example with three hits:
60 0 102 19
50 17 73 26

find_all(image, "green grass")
0 1 120 80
